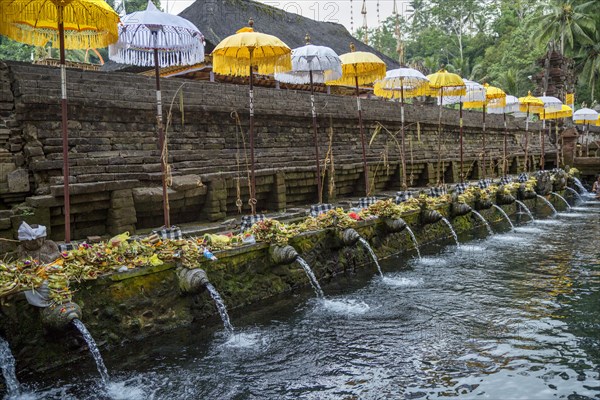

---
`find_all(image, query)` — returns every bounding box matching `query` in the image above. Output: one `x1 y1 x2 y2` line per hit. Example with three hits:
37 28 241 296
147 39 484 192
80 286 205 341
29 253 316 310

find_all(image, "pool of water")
10 201 600 399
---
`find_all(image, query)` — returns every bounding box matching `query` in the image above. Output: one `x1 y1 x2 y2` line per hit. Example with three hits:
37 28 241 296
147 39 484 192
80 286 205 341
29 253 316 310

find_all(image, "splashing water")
440 218 459 246
358 238 383 277
471 210 493 235
573 177 589 194
205 283 235 333
0 336 19 397
536 194 558 216
295 257 325 298
550 192 571 210
72 318 110 387
404 226 421 259
492 204 515 229
515 199 534 221
565 187 583 204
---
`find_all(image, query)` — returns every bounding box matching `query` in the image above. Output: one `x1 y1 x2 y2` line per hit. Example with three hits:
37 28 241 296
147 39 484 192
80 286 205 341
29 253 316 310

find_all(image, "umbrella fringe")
110 47 205 68
212 54 292 77
3 25 117 49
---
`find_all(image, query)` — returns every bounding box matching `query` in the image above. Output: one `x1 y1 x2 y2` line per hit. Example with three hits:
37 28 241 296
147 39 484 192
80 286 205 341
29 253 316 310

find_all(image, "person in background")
593 175 600 198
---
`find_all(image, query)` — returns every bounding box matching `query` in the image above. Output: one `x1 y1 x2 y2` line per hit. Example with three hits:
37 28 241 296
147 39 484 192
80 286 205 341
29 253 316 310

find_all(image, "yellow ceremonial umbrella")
539 105 572 168
426 69 465 184
328 44 386 196
464 83 506 180
0 0 120 244
212 19 291 215
518 91 544 172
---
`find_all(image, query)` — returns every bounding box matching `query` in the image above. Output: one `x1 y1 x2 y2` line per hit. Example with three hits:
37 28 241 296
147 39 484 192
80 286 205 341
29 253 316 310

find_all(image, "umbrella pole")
524 108 529 173
541 112 545 170
400 84 407 190
555 122 560 168
153 45 170 228
355 76 369 196
503 112 508 176
459 101 464 183
58 7 71 243
437 88 443 185
309 70 322 203
482 103 487 179
249 50 257 214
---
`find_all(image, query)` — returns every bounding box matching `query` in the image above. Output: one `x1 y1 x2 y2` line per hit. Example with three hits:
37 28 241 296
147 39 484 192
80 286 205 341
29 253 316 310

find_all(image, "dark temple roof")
179 0 399 69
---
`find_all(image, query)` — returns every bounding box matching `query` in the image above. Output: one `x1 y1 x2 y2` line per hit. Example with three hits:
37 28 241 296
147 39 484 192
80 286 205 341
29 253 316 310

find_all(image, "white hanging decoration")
274 43 342 84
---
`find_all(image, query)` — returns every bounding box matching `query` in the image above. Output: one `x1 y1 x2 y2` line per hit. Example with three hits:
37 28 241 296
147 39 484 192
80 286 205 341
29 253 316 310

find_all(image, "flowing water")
551 192 571 210
440 218 459 246
405 226 421 260
358 237 383 277
10 202 600 400
515 199 535 221
565 186 583 203
573 177 589 194
295 257 325 298
0 336 19 398
491 204 514 229
71 319 109 387
205 283 235 333
536 194 558 216
471 210 494 235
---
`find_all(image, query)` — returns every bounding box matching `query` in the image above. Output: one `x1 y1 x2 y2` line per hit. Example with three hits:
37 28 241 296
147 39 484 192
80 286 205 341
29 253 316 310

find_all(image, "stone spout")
451 202 472 217
383 218 407 233
177 267 210 295
41 302 82 331
341 228 361 246
269 245 299 265
496 193 516 206
421 210 443 225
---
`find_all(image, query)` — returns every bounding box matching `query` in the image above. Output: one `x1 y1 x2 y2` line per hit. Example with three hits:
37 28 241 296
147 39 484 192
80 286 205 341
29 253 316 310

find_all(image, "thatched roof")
179 0 399 69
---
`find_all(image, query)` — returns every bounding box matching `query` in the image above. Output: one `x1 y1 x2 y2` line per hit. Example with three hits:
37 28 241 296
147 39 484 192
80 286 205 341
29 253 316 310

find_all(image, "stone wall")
0 61 551 245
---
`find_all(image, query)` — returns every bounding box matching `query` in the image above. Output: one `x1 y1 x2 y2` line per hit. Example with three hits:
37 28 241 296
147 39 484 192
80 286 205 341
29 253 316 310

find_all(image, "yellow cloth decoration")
373 81 429 99
326 51 386 86
566 93 574 105
0 0 120 49
211 30 292 76
464 83 506 109
539 105 572 120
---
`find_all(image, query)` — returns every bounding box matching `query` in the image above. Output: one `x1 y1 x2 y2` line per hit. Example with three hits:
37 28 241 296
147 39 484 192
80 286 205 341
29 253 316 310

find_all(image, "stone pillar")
107 189 137 235
202 178 227 222
561 127 578 167
266 171 286 211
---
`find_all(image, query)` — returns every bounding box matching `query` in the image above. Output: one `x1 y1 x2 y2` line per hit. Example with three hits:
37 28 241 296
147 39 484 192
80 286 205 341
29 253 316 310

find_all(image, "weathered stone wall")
0 61 551 245
0 193 572 375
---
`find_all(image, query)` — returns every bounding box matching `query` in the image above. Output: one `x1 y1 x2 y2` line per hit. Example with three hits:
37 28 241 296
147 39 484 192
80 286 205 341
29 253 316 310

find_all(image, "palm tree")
577 30 600 102
496 68 519 96
529 0 596 54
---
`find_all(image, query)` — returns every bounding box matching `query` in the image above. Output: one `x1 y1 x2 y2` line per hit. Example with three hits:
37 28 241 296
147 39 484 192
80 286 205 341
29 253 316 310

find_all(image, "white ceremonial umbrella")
110 0 205 228
440 80 485 180
374 67 429 189
536 96 564 169
488 95 520 175
573 108 600 157
275 35 341 203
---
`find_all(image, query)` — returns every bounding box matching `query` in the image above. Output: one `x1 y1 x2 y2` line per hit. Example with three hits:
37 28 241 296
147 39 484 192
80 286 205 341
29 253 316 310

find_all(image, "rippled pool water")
12 201 600 399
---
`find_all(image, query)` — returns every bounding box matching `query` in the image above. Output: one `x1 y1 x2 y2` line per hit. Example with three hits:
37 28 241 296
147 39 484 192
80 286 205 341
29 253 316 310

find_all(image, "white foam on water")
106 380 147 400
222 332 262 349
490 234 528 243
532 219 561 225
513 227 544 234
458 245 487 253
571 207 600 212
557 213 587 218
417 257 447 267
381 276 424 287
319 298 371 315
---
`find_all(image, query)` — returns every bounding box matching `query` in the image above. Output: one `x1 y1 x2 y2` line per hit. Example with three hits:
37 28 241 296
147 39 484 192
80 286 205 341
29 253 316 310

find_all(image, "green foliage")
0 36 34 62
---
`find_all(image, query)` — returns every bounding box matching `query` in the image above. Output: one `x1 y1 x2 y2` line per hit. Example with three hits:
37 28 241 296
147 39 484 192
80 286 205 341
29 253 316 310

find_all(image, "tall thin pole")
459 100 464 182
58 6 71 243
400 82 407 189
437 88 443 184
503 112 508 176
482 103 487 179
248 49 257 215
540 110 546 170
555 122 560 168
153 38 170 228
524 107 529 172
356 75 369 196
309 70 323 203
